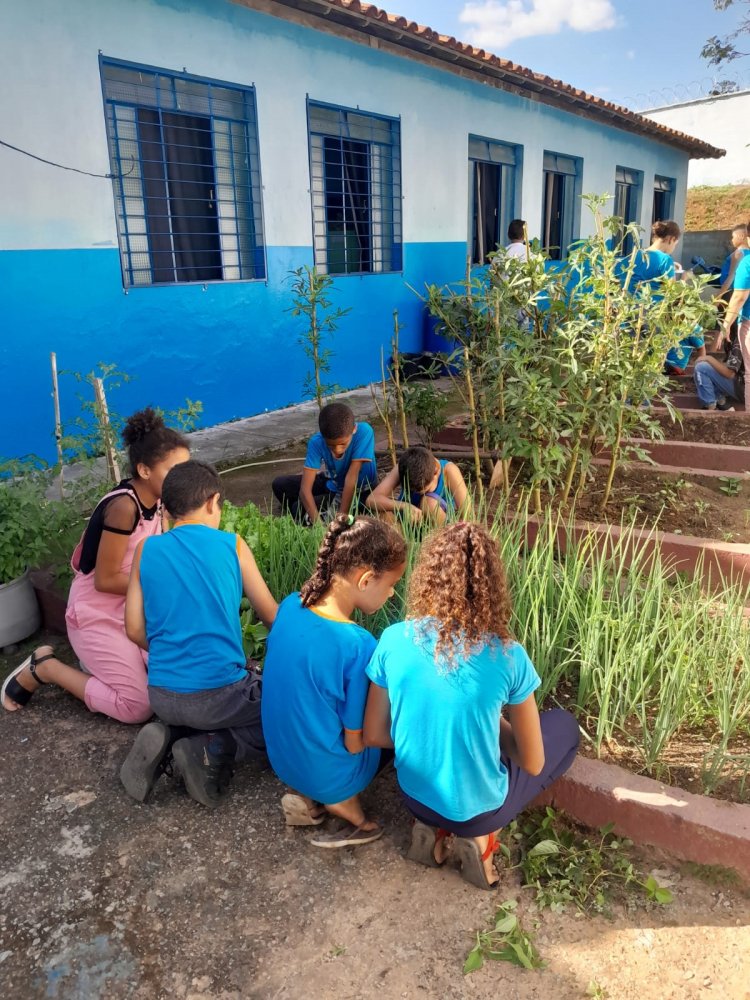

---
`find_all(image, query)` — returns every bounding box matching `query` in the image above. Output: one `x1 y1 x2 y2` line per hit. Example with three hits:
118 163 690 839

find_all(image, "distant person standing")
505 219 528 260
719 222 750 412
619 220 680 294
716 224 750 347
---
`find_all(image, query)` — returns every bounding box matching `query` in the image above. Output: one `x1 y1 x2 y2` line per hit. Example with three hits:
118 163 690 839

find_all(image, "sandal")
281 793 327 827
310 821 384 849
453 832 501 891
406 820 451 868
1 649 56 711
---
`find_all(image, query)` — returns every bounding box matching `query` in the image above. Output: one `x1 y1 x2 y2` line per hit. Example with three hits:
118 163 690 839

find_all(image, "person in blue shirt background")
262 515 406 848
716 224 750 302
618 219 680 295
364 522 579 890
719 224 750 413
366 445 471 525
664 332 706 377
272 402 377 524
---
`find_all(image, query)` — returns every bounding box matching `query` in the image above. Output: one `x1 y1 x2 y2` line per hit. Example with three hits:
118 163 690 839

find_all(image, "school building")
0 0 723 461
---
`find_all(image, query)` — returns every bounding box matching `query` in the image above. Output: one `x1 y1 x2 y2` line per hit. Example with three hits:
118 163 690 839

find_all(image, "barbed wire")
626 74 750 112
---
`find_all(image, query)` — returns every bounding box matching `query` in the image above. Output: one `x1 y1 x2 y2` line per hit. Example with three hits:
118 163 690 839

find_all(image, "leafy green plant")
401 379 448 447
0 463 53 585
239 599 270 663
511 808 673 914
463 900 544 974
289 266 350 409
719 476 742 496
59 362 131 466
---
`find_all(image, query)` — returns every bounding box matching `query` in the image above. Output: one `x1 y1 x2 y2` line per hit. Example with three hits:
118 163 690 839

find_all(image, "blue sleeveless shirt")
400 459 453 514
140 523 246 694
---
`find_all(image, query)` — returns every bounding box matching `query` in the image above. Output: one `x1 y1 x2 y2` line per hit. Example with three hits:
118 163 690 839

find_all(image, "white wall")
0 0 691 253
645 91 747 187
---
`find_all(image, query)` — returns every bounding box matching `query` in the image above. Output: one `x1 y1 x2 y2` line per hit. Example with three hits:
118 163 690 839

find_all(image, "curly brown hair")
407 521 512 662
300 515 407 607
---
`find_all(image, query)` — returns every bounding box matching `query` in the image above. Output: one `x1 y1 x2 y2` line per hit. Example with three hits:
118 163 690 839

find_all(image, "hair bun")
122 407 165 447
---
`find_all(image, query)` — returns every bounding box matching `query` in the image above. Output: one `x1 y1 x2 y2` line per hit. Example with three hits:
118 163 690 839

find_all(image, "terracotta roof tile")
279 0 724 159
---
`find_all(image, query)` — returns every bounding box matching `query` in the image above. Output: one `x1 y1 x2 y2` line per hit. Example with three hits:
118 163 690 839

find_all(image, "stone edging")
535 756 750 883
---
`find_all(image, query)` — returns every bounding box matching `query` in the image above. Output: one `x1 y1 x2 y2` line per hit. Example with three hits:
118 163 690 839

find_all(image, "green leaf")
493 913 517 934
654 887 673 905
463 946 484 975
527 839 561 858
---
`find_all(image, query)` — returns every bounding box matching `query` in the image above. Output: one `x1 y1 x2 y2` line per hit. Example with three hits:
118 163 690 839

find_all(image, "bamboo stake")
94 377 121 484
50 352 64 499
369 346 397 466
391 310 409 449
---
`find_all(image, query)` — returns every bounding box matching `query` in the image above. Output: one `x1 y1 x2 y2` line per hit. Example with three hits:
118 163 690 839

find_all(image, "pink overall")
65 486 161 724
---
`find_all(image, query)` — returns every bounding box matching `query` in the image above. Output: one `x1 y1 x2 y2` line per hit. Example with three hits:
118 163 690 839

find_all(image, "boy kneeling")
121 460 277 807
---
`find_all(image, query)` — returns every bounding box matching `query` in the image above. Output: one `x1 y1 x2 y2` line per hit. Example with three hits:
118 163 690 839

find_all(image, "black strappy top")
77 480 159 575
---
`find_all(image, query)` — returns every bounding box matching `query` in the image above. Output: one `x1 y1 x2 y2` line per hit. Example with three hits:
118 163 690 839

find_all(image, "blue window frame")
653 175 675 224
542 151 582 261
307 101 402 275
469 135 521 264
614 166 643 254
100 58 265 287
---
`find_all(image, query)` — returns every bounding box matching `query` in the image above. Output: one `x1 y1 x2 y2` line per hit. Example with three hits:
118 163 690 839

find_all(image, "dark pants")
402 708 580 837
148 672 264 763
271 472 334 520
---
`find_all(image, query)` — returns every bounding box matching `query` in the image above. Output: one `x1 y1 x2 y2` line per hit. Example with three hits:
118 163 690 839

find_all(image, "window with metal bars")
468 136 520 264
307 101 402 275
541 151 582 261
653 175 675 225
100 58 265 287
614 166 643 254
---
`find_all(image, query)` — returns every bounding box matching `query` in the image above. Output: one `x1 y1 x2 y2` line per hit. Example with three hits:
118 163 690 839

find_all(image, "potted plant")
0 469 50 647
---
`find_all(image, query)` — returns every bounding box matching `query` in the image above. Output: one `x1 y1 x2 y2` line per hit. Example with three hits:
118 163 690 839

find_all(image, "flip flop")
281 793 326 826
1 650 56 711
453 833 501 891
406 820 451 868
310 821 384 849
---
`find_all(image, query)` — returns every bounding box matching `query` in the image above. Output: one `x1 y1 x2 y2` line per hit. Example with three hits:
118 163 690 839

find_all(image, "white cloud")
458 0 618 49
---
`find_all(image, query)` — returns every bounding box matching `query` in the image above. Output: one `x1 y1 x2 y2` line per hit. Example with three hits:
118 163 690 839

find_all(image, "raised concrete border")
536 757 750 883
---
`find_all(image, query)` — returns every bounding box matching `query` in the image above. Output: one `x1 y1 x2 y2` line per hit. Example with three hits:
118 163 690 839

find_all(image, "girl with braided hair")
261 515 406 848
364 522 579 890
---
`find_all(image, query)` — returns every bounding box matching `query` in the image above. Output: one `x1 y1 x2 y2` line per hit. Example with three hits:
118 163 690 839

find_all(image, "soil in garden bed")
655 410 750 446
557 464 750 544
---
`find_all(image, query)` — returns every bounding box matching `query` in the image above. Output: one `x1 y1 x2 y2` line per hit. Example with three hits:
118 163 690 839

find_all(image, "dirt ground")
3 429 750 999
1 688 750 1000
685 185 750 232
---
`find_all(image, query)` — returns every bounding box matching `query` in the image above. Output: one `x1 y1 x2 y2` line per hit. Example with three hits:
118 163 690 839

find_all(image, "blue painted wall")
0 0 691 460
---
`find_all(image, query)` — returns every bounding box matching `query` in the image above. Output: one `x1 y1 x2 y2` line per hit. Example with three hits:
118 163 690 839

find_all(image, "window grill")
307 101 402 275
614 166 643 254
469 135 520 264
101 59 265 287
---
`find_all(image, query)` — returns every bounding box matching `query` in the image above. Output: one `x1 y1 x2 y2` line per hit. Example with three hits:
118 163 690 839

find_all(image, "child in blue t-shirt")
272 402 377 525
363 522 579 890
262 515 406 847
121 460 277 808
665 332 706 377
366 446 471 525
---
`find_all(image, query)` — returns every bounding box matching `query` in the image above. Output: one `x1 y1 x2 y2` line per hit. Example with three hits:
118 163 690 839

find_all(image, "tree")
701 0 749 79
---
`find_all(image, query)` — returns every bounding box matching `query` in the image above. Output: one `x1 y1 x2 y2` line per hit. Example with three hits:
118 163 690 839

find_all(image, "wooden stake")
94 377 121 483
50 352 64 499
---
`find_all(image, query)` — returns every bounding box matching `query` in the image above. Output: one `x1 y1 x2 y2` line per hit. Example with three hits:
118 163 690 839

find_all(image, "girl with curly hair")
363 522 579 889
262 515 406 848
2 409 189 723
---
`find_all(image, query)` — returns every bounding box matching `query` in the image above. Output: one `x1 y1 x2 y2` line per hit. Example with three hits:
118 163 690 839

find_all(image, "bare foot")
3 645 54 711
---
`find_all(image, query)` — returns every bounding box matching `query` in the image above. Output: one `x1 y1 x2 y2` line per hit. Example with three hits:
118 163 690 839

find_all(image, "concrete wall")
645 90 749 187
682 231 733 270
0 0 691 460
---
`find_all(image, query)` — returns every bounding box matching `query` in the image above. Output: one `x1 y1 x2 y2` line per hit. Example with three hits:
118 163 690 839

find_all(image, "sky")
378 0 748 110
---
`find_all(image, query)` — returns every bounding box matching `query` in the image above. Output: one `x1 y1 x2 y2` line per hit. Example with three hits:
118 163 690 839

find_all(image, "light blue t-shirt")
619 248 674 296
304 422 377 495
140 524 246 694
261 593 380 804
366 620 541 821
734 254 750 321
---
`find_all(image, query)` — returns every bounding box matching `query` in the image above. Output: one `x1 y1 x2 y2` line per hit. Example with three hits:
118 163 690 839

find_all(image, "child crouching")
120 460 277 807
262 515 406 847
366 446 470 525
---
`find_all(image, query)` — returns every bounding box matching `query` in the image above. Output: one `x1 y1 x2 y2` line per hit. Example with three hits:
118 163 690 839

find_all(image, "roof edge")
250 0 725 160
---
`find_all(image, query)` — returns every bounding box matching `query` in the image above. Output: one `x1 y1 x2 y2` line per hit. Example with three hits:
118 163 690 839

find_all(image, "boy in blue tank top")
120 460 277 808
366 446 470 526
